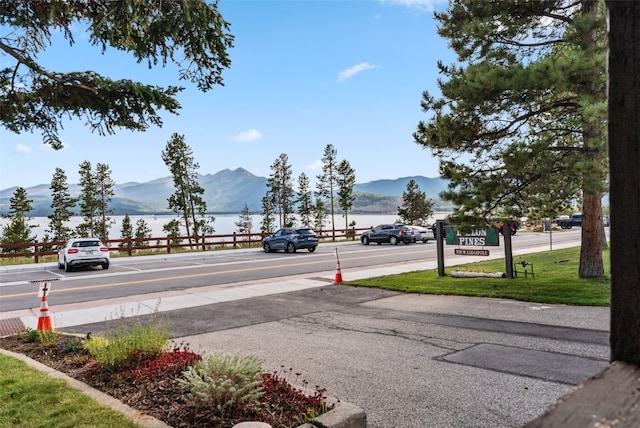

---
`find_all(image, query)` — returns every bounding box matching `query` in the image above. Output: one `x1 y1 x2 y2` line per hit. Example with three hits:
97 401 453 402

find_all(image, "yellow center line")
0 250 428 300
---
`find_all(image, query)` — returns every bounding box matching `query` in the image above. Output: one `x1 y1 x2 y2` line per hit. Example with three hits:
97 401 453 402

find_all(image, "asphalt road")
1 229 610 427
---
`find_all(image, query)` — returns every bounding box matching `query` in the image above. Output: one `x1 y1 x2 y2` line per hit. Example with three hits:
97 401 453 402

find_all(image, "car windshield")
295 229 315 235
75 241 101 248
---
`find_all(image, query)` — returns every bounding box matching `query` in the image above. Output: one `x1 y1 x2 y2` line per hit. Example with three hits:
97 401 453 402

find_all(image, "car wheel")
362 236 370 245
422 238 429 243
286 242 296 253
403 239 411 245
64 258 72 272
58 259 64 269
308 246 316 253
263 242 271 253
389 236 398 245
102 261 109 270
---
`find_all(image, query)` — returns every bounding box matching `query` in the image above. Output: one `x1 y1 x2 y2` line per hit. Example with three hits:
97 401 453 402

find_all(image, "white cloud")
380 0 443 12
15 144 31 154
307 160 323 172
337 62 378 82
232 129 263 143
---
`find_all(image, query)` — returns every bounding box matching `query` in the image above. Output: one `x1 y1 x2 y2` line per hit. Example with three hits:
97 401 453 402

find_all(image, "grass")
345 246 611 306
0 354 141 428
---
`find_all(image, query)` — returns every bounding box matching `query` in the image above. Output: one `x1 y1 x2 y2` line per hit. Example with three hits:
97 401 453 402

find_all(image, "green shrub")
84 314 169 370
179 352 264 416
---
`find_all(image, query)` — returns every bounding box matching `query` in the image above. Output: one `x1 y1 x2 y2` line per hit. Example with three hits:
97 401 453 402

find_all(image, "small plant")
259 366 330 426
23 328 40 343
84 309 169 371
60 337 85 353
123 340 202 380
179 352 265 416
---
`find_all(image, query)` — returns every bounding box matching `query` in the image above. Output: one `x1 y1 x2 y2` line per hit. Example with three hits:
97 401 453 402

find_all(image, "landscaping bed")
0 331 330 428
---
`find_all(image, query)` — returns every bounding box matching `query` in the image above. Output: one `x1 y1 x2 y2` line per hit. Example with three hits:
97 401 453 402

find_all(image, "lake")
2 213 451 241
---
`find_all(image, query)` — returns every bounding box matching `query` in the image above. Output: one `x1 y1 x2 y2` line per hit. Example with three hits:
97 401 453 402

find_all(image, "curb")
0 348 366 428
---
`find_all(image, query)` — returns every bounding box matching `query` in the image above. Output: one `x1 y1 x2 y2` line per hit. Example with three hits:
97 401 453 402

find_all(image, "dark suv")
360 224 414 245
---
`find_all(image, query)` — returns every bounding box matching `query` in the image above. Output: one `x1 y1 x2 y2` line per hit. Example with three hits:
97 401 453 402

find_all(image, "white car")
410 226 434 243
58 238 110 272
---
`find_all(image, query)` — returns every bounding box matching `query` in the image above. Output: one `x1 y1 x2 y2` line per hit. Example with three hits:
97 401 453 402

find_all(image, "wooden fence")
0 227 369 263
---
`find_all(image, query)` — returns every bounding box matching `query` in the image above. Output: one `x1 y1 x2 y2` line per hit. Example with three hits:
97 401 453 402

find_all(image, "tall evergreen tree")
1 2 233 149
296 173 313 228
265 153 295 228
95 163 115 241
312 197 327 233
235 203 253 234
336 159 356 232
119 214 133 250
1 187 37 252
260 195 277 234
134 218 152 248
414 0 607 277
76 160 99 237
46 167 76 243
316 144 338 239
161 133 209 247
397 179 434 226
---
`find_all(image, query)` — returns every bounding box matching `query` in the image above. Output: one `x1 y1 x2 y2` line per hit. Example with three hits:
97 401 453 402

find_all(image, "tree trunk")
578 191 604 278
577 0 605 279
607 0 640 364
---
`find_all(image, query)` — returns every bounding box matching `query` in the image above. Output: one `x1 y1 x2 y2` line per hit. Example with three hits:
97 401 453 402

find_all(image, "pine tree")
95 163 115 241
161 133 209 247
336 159 356 232
76 160 98 237
296 173 313 228
1 2 233 149
235 203 253 234
260 195 276 234
1 187 37 252
162 219 182 247
413 0 607 277
312 197 327 233
397 179 434 226
46 167 77 243
316 145 338 239
119 214 133 250
265 153 295 228
134 218 152 248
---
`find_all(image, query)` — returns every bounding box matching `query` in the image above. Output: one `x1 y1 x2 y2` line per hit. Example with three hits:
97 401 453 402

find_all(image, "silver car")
58 238 110 272
410 226 434 243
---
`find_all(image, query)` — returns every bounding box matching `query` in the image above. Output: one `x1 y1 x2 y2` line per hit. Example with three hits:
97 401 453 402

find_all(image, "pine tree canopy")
0 0 234 149
414 0 607 277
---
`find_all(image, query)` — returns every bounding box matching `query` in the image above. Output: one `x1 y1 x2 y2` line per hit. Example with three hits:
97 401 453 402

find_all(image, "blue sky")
0 0 452 191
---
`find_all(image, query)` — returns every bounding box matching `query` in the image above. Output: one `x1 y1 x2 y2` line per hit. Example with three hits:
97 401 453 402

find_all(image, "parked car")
603 215 610 227
557 214 582 229
262 228 318 253
410 226 433 243
430 220 451 237
360 224 414 245
57 238 110 272
496 221 519 235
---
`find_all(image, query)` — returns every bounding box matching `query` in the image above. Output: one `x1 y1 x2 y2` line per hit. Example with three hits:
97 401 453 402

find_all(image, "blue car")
262 228 318 253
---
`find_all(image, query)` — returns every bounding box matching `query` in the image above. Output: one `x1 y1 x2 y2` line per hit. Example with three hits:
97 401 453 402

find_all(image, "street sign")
455 248 490 256
445 227 500 246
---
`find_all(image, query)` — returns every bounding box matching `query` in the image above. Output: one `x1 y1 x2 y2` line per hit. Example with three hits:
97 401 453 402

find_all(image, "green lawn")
345 246 610 306
0 354 141 428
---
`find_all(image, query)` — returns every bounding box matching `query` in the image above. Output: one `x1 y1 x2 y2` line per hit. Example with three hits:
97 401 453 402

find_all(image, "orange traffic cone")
37 294 52 331
334 248 343 284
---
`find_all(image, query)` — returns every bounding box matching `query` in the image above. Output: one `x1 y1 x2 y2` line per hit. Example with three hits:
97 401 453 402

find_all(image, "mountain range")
0 168 451 216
